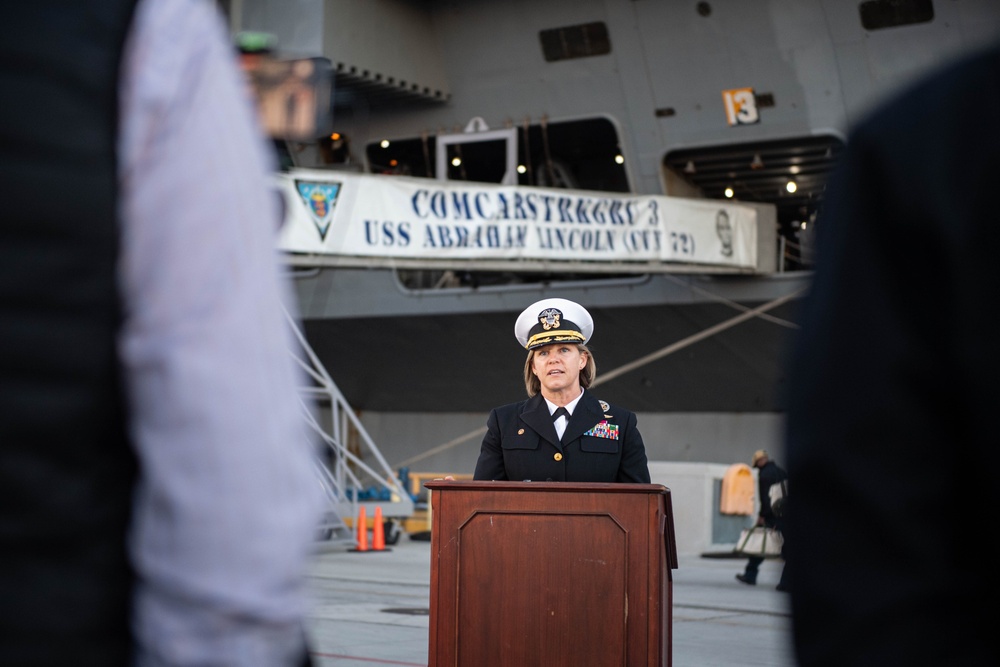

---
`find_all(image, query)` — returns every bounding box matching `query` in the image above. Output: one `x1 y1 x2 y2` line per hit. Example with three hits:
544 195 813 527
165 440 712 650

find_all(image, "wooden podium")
425 481 678 667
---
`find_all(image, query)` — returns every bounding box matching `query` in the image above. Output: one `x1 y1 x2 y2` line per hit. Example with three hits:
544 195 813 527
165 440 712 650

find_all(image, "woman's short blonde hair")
523 343 596 397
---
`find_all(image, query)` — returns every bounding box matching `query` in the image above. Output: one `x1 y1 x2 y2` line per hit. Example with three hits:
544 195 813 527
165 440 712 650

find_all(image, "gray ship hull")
292 267 809 414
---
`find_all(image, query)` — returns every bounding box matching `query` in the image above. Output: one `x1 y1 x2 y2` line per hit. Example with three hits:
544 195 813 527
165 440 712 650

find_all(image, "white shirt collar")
545 389 585 417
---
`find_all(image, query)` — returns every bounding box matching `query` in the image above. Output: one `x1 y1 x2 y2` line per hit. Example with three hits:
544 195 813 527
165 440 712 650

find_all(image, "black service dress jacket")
473 391 650 483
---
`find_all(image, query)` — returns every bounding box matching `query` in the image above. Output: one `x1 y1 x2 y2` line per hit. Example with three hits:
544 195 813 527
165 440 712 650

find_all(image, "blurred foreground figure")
0 1 321 664
785 42 1000 666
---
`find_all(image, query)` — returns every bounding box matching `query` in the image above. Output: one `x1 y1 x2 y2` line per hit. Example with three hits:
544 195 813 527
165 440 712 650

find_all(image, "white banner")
277 169 757 269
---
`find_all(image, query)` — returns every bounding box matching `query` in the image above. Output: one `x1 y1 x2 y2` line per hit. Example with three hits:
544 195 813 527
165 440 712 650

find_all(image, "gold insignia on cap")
538 308 562 331
517 428 524 435
599 400 610 411
554 452 563 461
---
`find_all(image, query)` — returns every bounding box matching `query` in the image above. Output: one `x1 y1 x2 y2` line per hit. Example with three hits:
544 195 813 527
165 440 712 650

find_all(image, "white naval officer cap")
514 298 594 350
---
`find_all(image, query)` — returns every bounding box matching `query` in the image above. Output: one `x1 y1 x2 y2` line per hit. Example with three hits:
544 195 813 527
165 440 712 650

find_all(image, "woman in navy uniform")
473 298 650 483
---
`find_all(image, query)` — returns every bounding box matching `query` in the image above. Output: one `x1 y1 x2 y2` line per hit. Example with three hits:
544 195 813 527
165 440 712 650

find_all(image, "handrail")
284 307 414 538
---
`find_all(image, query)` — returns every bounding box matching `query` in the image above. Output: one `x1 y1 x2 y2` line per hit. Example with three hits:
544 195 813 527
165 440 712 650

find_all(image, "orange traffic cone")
351 506 368 552
372 506 385 551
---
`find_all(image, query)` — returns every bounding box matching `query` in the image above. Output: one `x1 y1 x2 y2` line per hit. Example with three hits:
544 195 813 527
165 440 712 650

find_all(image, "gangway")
285 308 414 545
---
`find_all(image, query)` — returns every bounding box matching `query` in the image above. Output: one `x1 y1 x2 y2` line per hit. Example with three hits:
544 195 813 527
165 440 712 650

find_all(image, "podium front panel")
426 482 675 667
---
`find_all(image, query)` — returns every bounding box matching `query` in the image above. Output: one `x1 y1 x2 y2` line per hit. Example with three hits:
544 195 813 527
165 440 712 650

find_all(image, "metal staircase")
285 308 414 545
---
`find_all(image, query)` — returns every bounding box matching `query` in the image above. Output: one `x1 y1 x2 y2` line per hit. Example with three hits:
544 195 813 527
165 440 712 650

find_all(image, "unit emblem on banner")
295 180 341 241
716 209 734 257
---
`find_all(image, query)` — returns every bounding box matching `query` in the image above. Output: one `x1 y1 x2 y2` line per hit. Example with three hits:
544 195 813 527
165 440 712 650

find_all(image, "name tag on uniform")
584 421 619 440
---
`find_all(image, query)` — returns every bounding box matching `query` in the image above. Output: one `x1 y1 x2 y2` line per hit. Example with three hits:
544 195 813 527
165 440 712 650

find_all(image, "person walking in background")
784 42 1000 665
473 298 650 483
0 1 321 664
736 449 788 590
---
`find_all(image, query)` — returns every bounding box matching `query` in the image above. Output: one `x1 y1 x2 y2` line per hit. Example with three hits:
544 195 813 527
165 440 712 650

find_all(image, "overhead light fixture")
380 139 390 148
614 154 625 165
786 180 797 193
683 160 696 174
451 157 462 167
724 187 734 198
750 153 764 170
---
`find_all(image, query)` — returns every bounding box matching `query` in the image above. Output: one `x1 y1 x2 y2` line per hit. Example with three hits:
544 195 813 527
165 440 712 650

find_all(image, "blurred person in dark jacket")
784 42 1000 666
0 2 320 664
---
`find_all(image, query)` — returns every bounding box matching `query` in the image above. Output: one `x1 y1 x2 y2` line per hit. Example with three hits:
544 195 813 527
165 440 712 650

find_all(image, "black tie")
552 407 570 421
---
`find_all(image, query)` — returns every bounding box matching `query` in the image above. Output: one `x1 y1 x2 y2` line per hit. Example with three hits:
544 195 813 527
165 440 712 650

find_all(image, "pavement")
305 536 794 667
